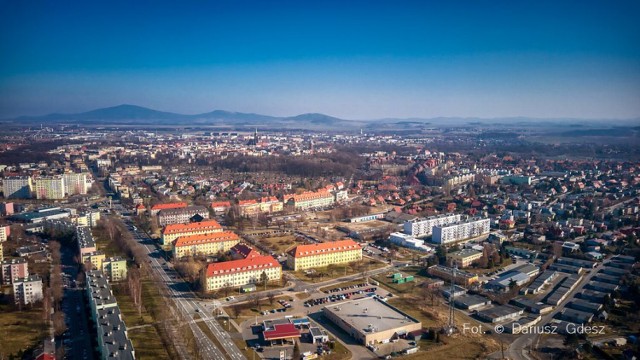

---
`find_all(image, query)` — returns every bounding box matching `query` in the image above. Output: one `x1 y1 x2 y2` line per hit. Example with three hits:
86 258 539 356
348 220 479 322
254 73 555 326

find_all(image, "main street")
125 220 245 360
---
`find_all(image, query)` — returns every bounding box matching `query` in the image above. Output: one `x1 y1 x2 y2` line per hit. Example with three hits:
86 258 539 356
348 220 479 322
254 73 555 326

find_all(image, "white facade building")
403 213 461 237
432 217 490 245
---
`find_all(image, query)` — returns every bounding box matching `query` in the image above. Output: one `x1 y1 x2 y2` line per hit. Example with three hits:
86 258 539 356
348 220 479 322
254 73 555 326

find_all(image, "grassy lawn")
323 338 351 360
223 295 292 321
204 280 287 299
257 234 298 254
292 259 386 283
294 292 311 300
371 272 421 295
111 282 171 360
0 304 46 359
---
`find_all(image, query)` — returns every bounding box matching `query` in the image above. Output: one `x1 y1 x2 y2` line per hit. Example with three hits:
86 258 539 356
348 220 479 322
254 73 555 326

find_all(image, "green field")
0 304 46 359
112 282 172 360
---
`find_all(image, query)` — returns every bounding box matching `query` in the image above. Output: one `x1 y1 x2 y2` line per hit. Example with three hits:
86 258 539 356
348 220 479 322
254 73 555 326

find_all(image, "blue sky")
1 0 639 119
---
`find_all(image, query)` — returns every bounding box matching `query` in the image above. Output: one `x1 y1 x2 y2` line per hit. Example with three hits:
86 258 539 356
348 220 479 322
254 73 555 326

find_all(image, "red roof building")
263 323 301 342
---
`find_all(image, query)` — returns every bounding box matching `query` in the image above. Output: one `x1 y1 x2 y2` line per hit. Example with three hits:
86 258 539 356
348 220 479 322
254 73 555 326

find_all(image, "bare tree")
231 304 242 319
267 292 276 306
128 267 143 316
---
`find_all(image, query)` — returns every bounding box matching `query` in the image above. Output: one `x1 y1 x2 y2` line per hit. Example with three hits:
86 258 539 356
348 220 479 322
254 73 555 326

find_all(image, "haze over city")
1 0 640 120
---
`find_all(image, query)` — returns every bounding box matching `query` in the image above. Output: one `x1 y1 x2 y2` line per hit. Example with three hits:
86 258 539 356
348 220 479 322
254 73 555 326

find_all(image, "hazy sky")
1 0 639 119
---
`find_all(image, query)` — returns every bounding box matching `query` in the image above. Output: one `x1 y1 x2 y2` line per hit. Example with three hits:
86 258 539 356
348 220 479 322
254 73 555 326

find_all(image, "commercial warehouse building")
477 305 524 323
427 265 479 287
286 239 362 271
322 297 422 345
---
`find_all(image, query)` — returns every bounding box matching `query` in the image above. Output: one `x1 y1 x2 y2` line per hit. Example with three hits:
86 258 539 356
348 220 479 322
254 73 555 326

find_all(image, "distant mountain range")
8 104 358 129
5 104 639 131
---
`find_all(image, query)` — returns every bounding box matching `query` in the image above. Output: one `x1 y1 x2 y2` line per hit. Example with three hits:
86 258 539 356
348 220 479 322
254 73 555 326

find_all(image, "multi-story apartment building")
82 250 106 271
0 224 9 242
158 205 209 226
150 202 187 216
238 199 261 217
432 217 490 245
85 270 135 360
13 275 43 305
102 257 128 282
427 265 479 287
76 226 97 256
161 219 223 250
62 172 91 195
447 249 483 268
3 176 33 199
0 202 15 216
286 239 362 271
1 258 29 285
201 255 282 292
260 196 283 213
285 189 334 211
403 213 462 237
211 201 231 215
35 176 66 200
172 231 240 258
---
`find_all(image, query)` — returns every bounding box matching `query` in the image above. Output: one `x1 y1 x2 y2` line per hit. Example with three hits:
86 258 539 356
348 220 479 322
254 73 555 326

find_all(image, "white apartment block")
63 172 91 195
35 176 66 200
432 217 490 245
13 275 43 305
403 213 462 237
3 176 33 199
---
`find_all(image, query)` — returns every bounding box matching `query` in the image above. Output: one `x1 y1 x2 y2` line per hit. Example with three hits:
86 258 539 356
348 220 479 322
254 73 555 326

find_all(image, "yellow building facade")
286 239 362 271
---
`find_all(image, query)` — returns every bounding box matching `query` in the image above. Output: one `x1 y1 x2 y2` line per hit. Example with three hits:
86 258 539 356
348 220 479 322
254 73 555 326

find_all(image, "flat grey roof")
323 297 419 335
477 305 523 319
454 294 490 307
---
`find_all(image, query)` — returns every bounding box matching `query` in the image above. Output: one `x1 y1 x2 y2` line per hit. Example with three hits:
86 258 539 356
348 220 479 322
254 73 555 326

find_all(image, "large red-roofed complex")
201 255 282 291
172 231 241 258
161 219 223 249
286 239 362 271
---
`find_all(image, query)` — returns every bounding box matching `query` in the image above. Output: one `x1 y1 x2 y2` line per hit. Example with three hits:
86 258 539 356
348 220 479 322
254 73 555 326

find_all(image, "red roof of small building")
231 243 260 259
151 202 187 211
173 231 239 247
162 219 222 235
288 239 361 258
263 323 301 341
205 255 280 277
211 201 231 208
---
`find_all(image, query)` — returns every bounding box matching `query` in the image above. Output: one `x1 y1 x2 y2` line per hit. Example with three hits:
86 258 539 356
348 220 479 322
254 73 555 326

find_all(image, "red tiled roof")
211 201 231 208
263 323 301 341
288 239 361 258
205 255 280 276
231 243 259 259
238 199 258 206
162 220 222 235
291 190 332 202
151 202 187 211
173 231 239 247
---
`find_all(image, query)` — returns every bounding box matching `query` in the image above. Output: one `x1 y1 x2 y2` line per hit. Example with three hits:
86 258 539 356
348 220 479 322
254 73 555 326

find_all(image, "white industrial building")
389 233 433 252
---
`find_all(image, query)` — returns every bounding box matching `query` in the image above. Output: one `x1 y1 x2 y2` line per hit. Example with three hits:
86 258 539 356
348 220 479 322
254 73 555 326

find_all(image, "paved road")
60 245 95 360
498 260 605 360
127 221 245 360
